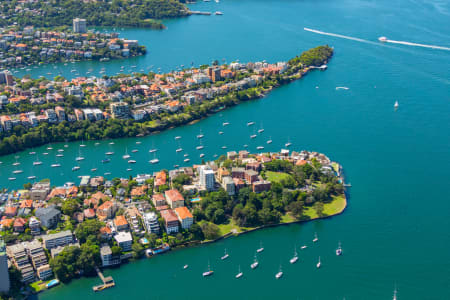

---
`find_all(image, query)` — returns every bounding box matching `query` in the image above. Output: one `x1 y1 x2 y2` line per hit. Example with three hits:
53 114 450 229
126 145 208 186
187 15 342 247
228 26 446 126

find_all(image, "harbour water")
3 0 450 299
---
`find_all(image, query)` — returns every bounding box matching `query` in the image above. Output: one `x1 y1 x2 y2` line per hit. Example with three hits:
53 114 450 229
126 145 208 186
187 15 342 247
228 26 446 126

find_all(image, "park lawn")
281 213 296 223
304 194 347 219
265 171 293 183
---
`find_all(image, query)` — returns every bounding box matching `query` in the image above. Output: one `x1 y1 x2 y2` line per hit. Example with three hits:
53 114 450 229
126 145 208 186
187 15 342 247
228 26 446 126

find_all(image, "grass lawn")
281 213 296 223
304 194 347 219
265 171 293 183
30 280 49 293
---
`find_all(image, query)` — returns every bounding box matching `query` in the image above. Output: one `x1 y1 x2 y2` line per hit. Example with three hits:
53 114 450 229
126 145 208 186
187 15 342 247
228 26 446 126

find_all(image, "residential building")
110 102 130 119
35 207 61 228
6 244 35 283
96 201 116 220
222 176 236 196
199 166 215 191
24 240 48 270
244 170 259 184
28 217 41 235
174 207 194 230
152 193 166 207
0 240 9 293
42 230 73 250
143 212 160 234
100 244 120 267
231 167 245 179
73 18 87 33
114 215 129 231
160 209 179 234
114 231 132 252
30 181 50 201
164 189 185 208
36 264 53 280
252 180 272 193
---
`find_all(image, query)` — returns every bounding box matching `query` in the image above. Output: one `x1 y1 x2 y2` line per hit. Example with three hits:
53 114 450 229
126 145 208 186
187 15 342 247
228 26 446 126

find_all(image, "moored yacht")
123 148 131 159
184 158 190 163
105 152 114 155
250 254 259 269
394 100 399 109
256 146 264 150
27 175 36 180
149 149 158 153
275 265 283 279
176 148 183 152
13 170 23 174
72 166 80 171
290 248 298 264
257 241 264 253
222 122 230 126
247 121 255 126
250 134 257 139
202 261 214 277
313 232 319 243
51 163 61 168
150 158 160 164
221 249 229 260
316 256 321 268
131 149 138 153
128 160 137 164
336 241 343 256
175 136 182 140
235 265 243 279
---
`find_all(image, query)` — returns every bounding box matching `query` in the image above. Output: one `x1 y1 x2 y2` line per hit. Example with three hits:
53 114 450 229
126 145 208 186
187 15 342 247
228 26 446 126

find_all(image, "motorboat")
290 248 298 264
379 36 387 42
200 154 205 158
316 256 321 268
256 146 264 150
176 148 183 152
313 232 319 243
183 265 189 270
72 166 80 171
222 122 230 126
275 266 283 279
247 121 255 126
175 136 182 140
128 160 137 164
51 164 61 168
250 134 257 139
235 266 243 279
131 149 138 153
336 242 343 256
150 159 160 164
105 152 114 155
27 175 36 180
257 242 264 253
102 158 111 163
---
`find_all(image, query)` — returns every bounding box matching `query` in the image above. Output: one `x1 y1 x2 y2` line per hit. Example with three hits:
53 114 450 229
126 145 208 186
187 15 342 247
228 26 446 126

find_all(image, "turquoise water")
4 0 450 298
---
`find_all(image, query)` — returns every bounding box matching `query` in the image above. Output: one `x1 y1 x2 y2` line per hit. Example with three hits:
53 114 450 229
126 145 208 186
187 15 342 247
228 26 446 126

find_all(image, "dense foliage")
0 0 188 29
288 45 333 67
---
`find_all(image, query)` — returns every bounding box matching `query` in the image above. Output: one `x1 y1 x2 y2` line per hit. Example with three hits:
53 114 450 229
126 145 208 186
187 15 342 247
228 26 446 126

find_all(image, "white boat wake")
382 38 450 51
303 27 378 45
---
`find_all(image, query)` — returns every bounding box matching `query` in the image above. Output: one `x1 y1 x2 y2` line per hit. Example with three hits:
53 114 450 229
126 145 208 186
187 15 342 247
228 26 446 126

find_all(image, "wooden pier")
92 267 115 292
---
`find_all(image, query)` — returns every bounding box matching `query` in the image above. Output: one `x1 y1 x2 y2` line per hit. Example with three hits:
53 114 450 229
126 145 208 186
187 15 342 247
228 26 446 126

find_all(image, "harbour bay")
0 0 449 299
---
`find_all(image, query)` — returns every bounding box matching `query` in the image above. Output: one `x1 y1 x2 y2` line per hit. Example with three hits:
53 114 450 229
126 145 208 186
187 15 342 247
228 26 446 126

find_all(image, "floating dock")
92 267 115 292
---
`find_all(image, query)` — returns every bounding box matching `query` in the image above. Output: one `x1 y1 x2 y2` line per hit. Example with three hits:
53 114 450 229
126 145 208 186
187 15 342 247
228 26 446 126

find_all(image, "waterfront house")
160 209 179 234
42 230 73 250
35 207 60 228
114 215 129 231
174 207 193 230
114 231 132 252
143 212 160 234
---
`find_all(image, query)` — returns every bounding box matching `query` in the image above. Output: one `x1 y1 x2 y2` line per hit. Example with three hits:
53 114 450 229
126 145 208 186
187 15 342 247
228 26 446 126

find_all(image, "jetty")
92 267 115 292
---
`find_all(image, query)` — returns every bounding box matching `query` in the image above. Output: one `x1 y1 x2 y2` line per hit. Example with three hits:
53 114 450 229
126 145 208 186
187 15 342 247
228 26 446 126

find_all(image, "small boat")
184 154 189 157
267 139 273 144
257 242 264 253
46 279 60 289
221 146 227 149
8 177 16 181
221 249 229 260
56 154 64 157
104 172 111 176
47 146 53 150
109 142 115 145
27 175 36 180
184 158 190 163
102 158 111 163
136 141 142 145
335 86 349 90
33 161 43 166
196 145 204 150
150 159 160 164
94 142 100 146
175 136 182 140
275 266 283 279
247 121 255 126
200 153 205 158
219 131 224 135
258 129 264 133
235 265 243 279
43 152 49 155
75 156 84 161
215 11 223 15
64 144 69 148
91 168 97 172
313 232 319 243
174 164 180 168
222 122 230 126
290 248 299 264
197 134 204 139
300 245 308 250
183 265 189 270
336 242 343 256
57 149 64 152
256 146 264 150
316 256 321 268
285 142 292 147
128 160 137 164
29 151 36 155
72 166 80 171
51 164 61 168
202 262 214 277
393 287 397 300
378 36 387 42
13 170 23 174
176 148 183 152
394 100 399 109
105 152 114 155
250 134 257 139
126 168 132 171
243 144 248 148
149 149 158 153
131 149 138 153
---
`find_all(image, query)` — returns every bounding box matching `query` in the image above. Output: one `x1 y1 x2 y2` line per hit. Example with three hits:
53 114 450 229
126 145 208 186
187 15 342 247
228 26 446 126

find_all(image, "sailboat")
290 247 298 264
183 264 189 269
123 148 131 159
222 122 230 126
394 101 399 109
250 254 259 269
235 265 243 279
275 265 283 279
33 154 42 166
72 166 80 171
221 249 229 260
313 232 319 243
393 287 397 300
75 149 85 161
202 261 214 277
266 137 273 144
12 156 20 166
131 149 139 153
149 152 159 164
316 256 321 268
80 139 86 147
196 140 204 150
336 241 343 256
256 241 264 253
197 130 204 139
285 138 292 147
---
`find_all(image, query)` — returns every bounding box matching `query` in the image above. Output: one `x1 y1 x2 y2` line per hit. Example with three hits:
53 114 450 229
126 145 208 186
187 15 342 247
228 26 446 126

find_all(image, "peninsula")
0 45 333 156
0 148 347 297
